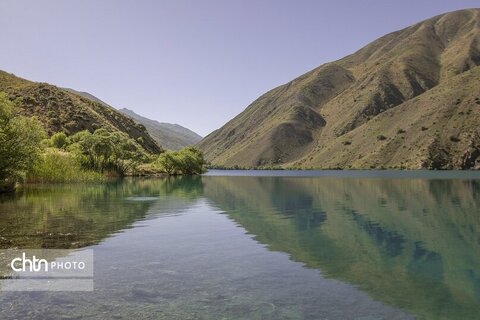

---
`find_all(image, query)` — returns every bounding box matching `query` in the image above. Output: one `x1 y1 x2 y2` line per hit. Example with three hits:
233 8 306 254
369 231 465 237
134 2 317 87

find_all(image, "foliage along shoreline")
0 92 206 193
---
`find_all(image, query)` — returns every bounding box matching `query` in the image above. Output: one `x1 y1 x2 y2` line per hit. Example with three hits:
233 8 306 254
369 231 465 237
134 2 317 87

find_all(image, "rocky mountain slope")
0 71 162 153
64 88 201 150
118 108 202 150
198 9 480 169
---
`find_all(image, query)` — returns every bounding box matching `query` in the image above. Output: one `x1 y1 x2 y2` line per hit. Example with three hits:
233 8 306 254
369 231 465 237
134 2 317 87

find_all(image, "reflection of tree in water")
0 176 204 249
202 176 480 320
161 175 204 200
1 174 479 319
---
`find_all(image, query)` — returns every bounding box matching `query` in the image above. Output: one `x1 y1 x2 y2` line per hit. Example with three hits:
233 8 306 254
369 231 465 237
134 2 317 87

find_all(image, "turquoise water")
0 171 479 319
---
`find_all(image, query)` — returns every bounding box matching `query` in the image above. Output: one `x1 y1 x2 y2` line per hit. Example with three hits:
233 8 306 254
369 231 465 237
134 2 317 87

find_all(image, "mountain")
64 89 202 150
198 9 480 169
118 108 202 150
0 71 162 153
63 87 114 107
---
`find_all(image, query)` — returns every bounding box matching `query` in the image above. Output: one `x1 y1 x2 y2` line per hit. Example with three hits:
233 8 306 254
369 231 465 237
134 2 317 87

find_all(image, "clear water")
0 170 479 319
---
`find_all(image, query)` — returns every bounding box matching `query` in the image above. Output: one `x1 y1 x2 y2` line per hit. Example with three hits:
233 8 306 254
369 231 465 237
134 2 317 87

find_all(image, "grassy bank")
1 91 206 191
27 149 105 183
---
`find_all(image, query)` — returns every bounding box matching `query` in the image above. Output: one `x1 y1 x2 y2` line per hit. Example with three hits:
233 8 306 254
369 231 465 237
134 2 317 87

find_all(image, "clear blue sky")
1 0 478 136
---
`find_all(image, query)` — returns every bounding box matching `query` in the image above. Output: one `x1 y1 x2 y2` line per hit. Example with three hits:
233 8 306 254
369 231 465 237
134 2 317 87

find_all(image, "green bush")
50 132 68 149
68 129 147 176
156 147 206 175
28 149 104 183
0 92 45 192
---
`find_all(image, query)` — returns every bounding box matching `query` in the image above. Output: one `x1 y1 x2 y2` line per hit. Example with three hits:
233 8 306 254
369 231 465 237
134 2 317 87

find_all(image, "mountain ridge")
118 108 202 150
63 88 114 108
0 71 162 153
198 8 480 169
64 88 202 150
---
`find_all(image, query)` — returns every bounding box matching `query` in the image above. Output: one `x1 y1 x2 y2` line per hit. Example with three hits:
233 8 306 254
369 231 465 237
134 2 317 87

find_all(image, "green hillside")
63 88 201 150
0 71 162 154
198 9 480 169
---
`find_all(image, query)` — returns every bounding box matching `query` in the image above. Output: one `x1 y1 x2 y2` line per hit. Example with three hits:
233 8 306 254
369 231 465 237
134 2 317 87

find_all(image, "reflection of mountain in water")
0 176 204 249
1 174 479 319
203 176 480 320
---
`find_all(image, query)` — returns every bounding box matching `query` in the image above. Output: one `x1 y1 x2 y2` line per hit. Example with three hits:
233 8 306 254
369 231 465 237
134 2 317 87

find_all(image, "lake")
0 170 479 319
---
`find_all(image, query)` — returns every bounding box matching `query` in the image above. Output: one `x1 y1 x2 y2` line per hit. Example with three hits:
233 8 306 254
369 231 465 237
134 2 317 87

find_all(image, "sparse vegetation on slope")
62 90 202 151
198 9 480 169
119 108 202 150
0 79 207 192
0 71 162 154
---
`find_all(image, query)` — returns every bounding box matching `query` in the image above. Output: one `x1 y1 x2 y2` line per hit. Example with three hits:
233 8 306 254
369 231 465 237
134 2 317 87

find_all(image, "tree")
108 131 147 175
68 129 147 176
156 147 206 175
50 132 68 149
0 93 45 192
157 151 180 175
176 147 206 175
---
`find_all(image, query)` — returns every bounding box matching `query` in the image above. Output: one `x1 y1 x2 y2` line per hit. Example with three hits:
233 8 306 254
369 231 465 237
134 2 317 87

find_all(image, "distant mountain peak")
118 108 202 150
61 91 202 151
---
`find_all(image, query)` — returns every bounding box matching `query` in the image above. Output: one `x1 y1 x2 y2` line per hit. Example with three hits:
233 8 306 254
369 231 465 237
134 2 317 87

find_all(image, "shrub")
51 132 68 149
377 135 387 141
156 147 206 175
27 149 104 183
68 129 147 176
0 92 45 191
449 135 461 143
